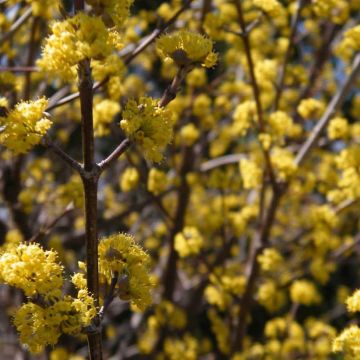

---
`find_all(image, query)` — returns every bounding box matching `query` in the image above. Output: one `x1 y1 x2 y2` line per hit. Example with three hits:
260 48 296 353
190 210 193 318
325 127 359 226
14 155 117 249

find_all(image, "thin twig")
28 205 75 243
98 139 131 173
295 53 360 166
233 0 277 190
273 0 305 110
99 272 119 320
43 137 83 175
0 66 38 73
200 153 246 172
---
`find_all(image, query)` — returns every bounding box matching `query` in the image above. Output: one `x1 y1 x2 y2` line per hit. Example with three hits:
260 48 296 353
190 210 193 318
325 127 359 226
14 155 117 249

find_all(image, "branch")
273 0 305 110
43 137 83 175
295 53 360 166
0 66 38 72
233 0 277 190
98 139 131 173
99 272 119 320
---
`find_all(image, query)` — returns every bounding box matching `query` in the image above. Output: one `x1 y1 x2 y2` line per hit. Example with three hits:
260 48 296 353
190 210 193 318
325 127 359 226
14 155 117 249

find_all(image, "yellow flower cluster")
175 226 204 258
86 0 133 28
333 325 360 359
138 301 187 354
164 334 198 360
232 100 256 136
179 123 200 146
312 0 350 24
38 14 120 81
239 158 262 189
0 243 63 300
290 280 321 306
120 167 140 192
0 98 51 154
257 281 286 313
14 288 96 353
328 145 360 203
205 270 246 310
0 243 96 353
120 97 174 162
270 147 297 181
257 248 284 272
333 289 360 358
297 98 325 119
93 99 120 137
98 233 154 311
156 30 217 68
346 289 360 313
268 111 300 140
25 0 60 18
336 25 360 61
328 117 349 140
252 0 284 17
147 168 168 195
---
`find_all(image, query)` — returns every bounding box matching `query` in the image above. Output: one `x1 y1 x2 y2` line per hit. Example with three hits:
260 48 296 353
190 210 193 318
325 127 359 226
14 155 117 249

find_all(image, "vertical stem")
78 59 102 359
74 3 102 358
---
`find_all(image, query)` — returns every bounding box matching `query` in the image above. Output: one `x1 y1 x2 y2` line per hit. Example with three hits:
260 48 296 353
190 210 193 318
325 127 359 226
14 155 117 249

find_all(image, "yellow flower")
86 0 133 28
257 248 284 272
175 227 204 258
0 98 51 154
239 158 262 189
0 242 63 299
258 281 286 313
179 123 200 146
120 167 140 192
270 147 297 181
120 97 174 162
346 289 360 313
98 233 154 311
93 99 120 137
156 30 218 68
38 14 119 81
327 117 349 140
232 101 256 136
147 168 168 195
297 98 325 119
333 325 360 358
290 280 321 306
252 0 284 16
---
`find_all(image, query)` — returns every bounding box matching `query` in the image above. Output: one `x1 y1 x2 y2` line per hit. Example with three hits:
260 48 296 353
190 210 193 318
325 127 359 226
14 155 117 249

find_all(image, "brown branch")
273 0 305 110
233 0 277 190
23 16 40 100
232 189 283 352
296 21 338 103
98 138 131 173
99 272 119 320
0 66 38 73
159 67 187 107
295 53 360 166
28 205 74 243
43 137 84 175
78 58 103 359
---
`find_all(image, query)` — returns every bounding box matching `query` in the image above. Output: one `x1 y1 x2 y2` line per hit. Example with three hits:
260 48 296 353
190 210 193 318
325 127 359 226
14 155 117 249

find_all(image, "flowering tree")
0 0 359 359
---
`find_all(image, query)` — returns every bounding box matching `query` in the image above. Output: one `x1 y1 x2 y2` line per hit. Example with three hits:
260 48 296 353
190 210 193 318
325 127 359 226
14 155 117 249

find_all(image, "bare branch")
295 53 360 166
